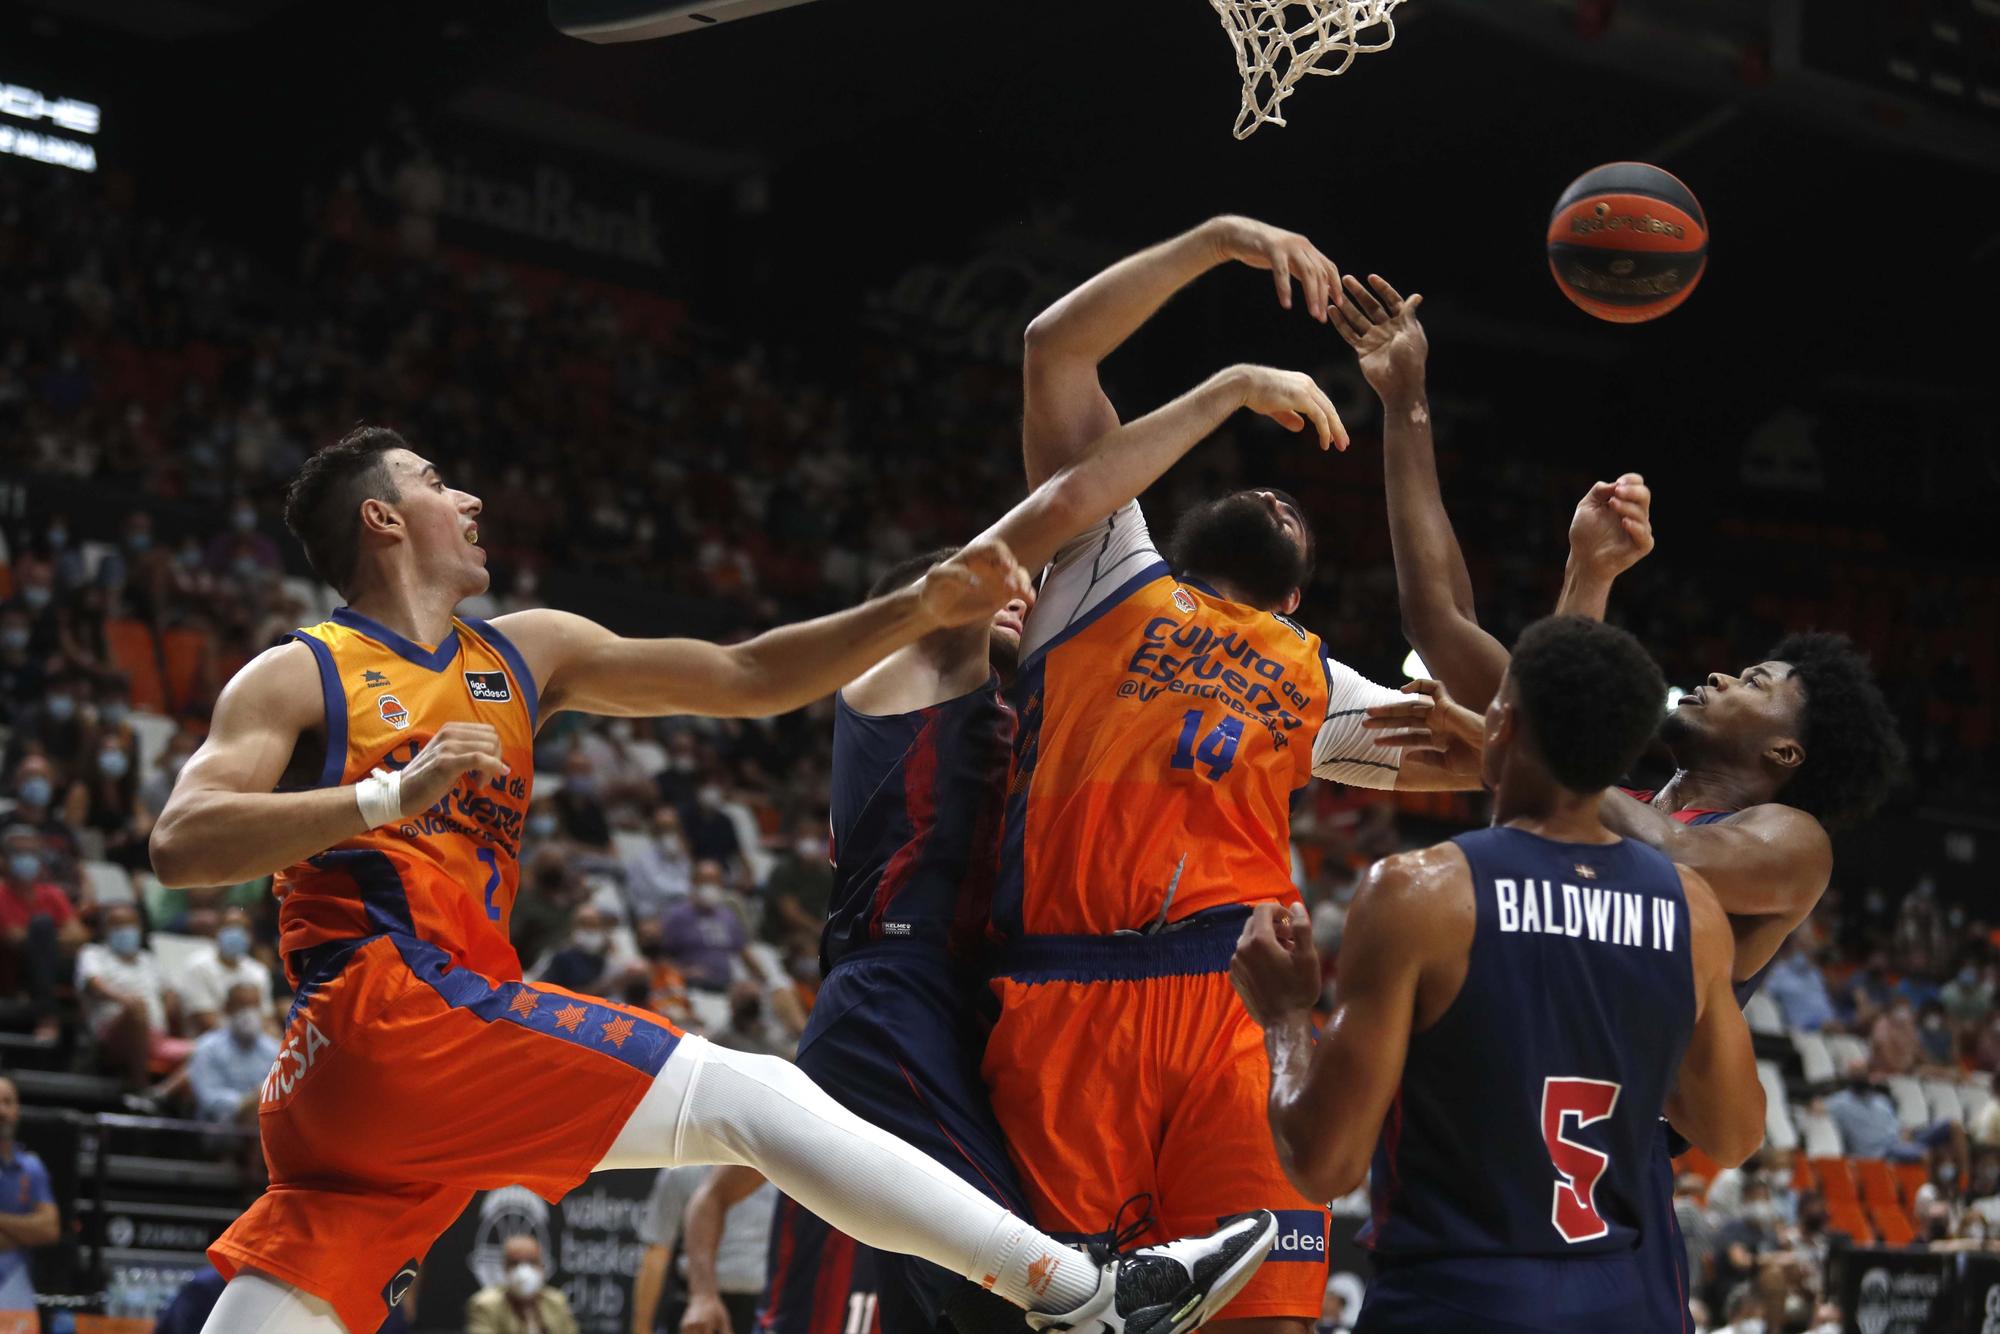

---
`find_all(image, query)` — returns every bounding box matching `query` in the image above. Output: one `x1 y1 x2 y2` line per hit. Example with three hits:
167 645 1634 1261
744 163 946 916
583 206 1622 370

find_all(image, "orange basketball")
1546 162 1708 323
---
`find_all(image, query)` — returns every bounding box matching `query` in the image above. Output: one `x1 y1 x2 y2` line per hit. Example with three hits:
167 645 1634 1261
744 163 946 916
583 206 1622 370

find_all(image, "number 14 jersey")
993 502 1411 940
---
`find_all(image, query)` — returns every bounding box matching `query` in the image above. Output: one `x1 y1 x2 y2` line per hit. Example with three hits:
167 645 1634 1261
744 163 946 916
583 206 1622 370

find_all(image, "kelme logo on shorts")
1220 1209 1327 1261
464 670 512 704
379 695 409 730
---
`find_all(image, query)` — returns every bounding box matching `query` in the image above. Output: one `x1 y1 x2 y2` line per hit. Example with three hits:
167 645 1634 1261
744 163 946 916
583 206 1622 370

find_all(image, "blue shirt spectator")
187 985 280 1124
0 1077 57 1315
1763 945 1837 1032
1825 1078 1904 1159
660 864 748 993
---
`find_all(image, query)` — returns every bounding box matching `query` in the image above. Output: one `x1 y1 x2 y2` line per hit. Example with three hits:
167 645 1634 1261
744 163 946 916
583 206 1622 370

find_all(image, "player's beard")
988 628 1021 682
1167 493 1309 610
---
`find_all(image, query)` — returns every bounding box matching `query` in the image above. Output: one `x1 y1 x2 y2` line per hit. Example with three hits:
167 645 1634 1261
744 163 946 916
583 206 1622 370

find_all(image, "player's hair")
1509 616 1666 793
1767 632 1905 830
867 547 961 601
1166 487 1317 608
283 426 407 594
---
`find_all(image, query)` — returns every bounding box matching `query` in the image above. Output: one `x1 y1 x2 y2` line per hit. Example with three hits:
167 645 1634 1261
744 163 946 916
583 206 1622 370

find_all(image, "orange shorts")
209 934 683 1334
983 916 1328 1322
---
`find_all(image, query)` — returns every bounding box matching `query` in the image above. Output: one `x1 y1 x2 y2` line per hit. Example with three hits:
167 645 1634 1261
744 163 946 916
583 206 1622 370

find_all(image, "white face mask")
229 1008 263 1040
572 929 607 955
506 1263 544 1300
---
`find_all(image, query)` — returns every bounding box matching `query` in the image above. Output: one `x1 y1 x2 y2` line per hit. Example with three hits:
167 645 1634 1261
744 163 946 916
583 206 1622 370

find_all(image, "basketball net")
1210 0 1406 139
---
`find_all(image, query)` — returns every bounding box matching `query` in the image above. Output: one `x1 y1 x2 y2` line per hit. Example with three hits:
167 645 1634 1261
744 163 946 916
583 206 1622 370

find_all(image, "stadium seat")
1796 1106 1843 1158
1867 1199 1915 1246
1961 1077 1994 1126
1792 1031 1835 1084
1921 1079 1963 1125
126 710 179 777
1789 1152 1814 1194
1824 1198 1875 1244
1758 1061 1798 1152
1743 991 1785 1037
1854 1158 1898 1209
1895 1162 1930 1204
80 860 135 907
1673 1146 1721 1187
1810 1157 1858 1202
1826 1034 1869 1074
1887 1075 1930 1130
161 626 211 713
105 617 169 713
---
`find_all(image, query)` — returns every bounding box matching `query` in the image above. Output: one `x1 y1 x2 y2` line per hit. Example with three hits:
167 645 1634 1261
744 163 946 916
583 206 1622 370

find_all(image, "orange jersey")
993 503 1409 938
275 608 538 981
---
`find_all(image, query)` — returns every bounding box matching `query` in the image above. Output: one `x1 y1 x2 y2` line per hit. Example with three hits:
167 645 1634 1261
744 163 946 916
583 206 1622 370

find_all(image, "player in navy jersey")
723 355 1414 1334
1334 271 1905 1331
1230 617 1765 1334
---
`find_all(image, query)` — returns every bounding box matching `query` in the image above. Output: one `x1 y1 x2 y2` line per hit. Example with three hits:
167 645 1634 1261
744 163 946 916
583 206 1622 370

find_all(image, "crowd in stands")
0 153 1995 1334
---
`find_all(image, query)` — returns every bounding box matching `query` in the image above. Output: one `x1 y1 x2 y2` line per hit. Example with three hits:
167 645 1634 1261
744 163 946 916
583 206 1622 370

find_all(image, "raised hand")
1230 900 1323 1027
1208 215 1343 322
1568 474 1655 582
397 721 508 817
917 536 1035 628
1233 365 1350 451
1331 273 1428 406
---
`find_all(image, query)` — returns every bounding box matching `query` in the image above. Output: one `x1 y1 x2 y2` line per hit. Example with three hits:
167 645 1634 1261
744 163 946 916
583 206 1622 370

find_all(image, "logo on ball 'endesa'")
379 695 410 730
1570 202 1686 239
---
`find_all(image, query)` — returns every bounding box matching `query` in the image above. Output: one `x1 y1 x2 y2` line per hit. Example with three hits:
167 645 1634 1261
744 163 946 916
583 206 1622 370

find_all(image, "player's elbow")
1712 1090 1768 1169
1276 1120 1365 1203
149 808 217 888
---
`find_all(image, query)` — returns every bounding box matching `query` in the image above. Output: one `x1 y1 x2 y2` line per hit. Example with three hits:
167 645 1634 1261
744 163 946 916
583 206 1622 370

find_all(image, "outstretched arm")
1555 475 1655 620
1666 867 1767 1165
1230 847 1465 1201
1024 216 1341 488
1334 274 1510 709
495 539 1032 722
990 364 1345 576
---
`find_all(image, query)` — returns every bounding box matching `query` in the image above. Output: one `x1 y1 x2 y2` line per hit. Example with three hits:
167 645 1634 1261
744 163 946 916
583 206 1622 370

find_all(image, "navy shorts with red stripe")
773 943 1031 1334
759 1196 886 1334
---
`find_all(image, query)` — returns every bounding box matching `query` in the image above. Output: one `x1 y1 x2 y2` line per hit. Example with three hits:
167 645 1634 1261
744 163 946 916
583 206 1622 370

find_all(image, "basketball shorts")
1356 1254 1645 1333
983 908 1328 1322
778 943 1030 1334
759 1193 887 1334
209 932 683 1334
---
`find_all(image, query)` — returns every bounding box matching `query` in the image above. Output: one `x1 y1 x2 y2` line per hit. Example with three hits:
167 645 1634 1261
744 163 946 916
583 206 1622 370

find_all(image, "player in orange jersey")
150 400 1367 1334
983 217 1487 1334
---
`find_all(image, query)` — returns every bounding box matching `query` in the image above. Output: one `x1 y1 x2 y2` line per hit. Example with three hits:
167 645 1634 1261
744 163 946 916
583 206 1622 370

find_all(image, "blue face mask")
126 533 151 554
7 853 39 882
45 694 75 721
0 628 26 654
217 925 250 959
46 527 66 550
98 749 130 778
20 586 50 611
100 702 128 729
108 924 141 957
176 547 201 570
528 813 560 839
232 509 256 532
15 777 51 808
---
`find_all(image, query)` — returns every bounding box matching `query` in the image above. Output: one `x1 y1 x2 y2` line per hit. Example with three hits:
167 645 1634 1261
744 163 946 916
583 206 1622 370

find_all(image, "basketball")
1546 162 1709 323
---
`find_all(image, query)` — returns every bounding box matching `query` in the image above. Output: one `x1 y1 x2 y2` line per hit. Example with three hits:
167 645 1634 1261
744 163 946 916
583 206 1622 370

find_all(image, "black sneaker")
1025 1210 1277 1334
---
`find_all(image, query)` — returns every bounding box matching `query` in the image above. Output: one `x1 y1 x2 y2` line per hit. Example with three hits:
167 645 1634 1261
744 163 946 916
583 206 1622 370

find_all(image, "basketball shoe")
1026 1210 1278 1334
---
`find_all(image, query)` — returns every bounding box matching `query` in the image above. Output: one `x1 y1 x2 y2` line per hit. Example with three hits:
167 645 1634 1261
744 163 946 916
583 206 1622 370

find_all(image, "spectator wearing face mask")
0 823 83 1040
1869 997 1923 1077
5 756 78 880
78 721 149 870
1915 1000 1958 1068
509 849 583 968
760 814 832 952
7 674 88 777
1 566 57 658
76 902 183 1090
1762 937 1837 1033
137 731 199 819
465 1234 577 1334
553 751 611 849
203 498 280 579
531 903 642 996
710 980 791 1059
621 806 692 926
188 982 280 1125
659 861 751 994
1709 1280 1766 1334
177 906 273 1034
679 783 741 866
0 610 43 729
1826 1059 1967 1167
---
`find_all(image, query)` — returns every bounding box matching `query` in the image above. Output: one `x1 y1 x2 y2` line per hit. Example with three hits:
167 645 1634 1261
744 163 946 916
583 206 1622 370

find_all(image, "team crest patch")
1172 588 1198 614
464 670 513 703
378 695 410 730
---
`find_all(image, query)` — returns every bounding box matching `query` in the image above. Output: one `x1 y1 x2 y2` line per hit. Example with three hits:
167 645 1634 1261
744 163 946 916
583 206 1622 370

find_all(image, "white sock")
199 1271 346 1334
602 1038 1103 1312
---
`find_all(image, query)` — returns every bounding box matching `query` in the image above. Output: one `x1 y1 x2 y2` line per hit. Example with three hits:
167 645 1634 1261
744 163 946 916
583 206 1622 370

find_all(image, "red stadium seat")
1810 1157 1858 1203
1868 1201 1916 1247
1672 1146 1721 1189
1894 1162 1930 1206
105 618 168 713
1854 1159 1899 1210
1824 1198 1875 1244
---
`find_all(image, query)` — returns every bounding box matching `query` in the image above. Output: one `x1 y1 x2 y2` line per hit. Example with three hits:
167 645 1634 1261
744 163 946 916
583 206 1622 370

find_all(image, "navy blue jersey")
823 679 1015 971
1364 826 1697 1261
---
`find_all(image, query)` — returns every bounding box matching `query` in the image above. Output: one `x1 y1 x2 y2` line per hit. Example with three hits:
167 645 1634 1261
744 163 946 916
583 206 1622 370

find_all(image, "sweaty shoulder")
1352 843 1473 944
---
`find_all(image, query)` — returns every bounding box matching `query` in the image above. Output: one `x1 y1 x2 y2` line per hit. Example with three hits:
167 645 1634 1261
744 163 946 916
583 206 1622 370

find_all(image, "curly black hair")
1767 632 1905 830
1510 616 1667 793
282 425 407 594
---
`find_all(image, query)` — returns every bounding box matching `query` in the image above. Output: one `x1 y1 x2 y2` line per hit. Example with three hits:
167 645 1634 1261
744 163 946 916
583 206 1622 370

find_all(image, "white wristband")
354 767 403 829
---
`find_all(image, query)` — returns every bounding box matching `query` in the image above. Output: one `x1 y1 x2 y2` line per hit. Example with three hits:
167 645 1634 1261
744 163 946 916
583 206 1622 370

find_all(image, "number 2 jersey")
1363 825 1696 1261
994 501 1416 939
274 607 539 983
